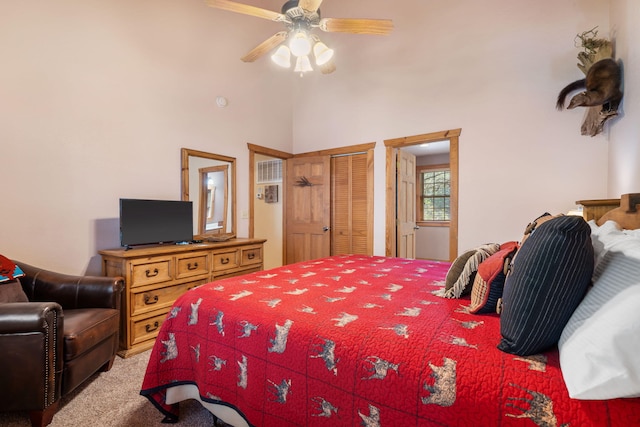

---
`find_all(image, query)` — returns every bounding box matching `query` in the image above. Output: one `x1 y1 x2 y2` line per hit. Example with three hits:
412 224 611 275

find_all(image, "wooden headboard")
577 193 640 229
575 198 620 222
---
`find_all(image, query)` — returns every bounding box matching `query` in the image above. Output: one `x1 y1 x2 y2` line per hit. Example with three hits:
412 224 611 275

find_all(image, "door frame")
247 143 293 263
384 128 461 261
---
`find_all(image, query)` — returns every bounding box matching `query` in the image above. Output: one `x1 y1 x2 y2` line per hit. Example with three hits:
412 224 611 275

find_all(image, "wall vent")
256 159 283 183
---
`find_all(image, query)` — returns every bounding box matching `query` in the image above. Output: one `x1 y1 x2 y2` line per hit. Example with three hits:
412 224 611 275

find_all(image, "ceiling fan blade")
320 58 336 74
319 18 393 35
299 0 323 13
206 0 284 21
241 31 288 62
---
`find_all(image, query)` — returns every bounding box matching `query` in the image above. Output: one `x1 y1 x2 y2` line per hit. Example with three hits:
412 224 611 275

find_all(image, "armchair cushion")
63 308 120 360
0 279 28 303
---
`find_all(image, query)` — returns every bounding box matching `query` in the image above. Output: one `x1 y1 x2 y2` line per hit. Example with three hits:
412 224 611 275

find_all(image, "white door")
396 149 417 259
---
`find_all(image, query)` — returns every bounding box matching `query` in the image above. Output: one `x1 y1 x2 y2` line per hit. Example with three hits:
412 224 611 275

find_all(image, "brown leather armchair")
0 262 124 427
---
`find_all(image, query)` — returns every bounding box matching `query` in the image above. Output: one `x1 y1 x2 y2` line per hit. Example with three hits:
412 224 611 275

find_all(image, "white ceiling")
400 140 450 156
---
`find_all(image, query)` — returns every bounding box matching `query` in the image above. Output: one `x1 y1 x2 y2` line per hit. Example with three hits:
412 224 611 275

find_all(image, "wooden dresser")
99 238 266 357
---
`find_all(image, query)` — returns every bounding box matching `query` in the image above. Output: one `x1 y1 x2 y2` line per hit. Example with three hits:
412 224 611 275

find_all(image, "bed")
141 194 640 426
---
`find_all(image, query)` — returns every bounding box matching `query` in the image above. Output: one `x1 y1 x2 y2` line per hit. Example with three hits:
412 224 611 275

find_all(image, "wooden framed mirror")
181 148 236 240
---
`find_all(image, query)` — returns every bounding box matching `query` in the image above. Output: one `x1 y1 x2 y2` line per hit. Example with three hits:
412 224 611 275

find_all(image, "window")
418 165 450 223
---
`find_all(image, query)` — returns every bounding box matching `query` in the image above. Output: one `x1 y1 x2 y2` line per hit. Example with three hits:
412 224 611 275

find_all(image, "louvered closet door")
331 152 373 255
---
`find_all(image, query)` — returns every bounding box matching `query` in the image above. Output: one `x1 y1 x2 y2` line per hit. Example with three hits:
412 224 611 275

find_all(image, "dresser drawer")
130 257 172 287
175 252 209 280
130 279 206 317
240 245 263 266
212 249 239 272
130 310 169 346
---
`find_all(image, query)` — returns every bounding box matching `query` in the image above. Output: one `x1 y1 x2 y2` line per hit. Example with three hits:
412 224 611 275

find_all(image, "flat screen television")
119 198 193 247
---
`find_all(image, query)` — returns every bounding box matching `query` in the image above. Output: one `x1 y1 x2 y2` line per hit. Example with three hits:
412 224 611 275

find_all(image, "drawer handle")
145 321 159 333
220 257 230 265
247 253 255 260
187 262 199 270
145 268 159 278
143 293 159 305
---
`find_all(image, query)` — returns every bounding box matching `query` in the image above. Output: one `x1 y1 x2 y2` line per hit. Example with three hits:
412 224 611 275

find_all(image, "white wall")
416 226 449 261
1 0 293 274
291 0 612 255
609 0 640 195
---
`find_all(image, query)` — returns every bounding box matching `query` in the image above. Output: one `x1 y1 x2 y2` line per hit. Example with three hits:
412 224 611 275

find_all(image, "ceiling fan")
206 0 393 75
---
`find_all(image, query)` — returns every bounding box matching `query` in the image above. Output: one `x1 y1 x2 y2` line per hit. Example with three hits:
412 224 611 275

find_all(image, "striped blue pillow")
497 215 594 356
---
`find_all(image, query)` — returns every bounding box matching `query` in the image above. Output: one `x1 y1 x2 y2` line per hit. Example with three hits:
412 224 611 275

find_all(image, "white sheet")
166 384 251 427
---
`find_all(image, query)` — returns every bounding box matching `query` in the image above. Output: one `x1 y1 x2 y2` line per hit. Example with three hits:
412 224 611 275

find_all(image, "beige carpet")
0 351 215 427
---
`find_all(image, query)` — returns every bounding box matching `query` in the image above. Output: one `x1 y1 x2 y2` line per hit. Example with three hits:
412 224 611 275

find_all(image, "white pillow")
588 220 626 269
624 228 640 238
559 228 640 400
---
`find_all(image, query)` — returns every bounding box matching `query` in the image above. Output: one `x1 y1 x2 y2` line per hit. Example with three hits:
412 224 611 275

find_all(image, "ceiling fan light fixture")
289 30 312 57
294 54 313 75
206 0 392 76
271 45 292 68
313 41 334 66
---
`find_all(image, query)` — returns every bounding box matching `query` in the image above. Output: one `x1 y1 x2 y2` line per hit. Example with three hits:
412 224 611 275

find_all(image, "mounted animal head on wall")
555 27 623 137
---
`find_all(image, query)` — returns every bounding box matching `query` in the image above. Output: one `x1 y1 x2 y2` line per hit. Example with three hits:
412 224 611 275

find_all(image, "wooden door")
331 152 372 255
285 156 331 264
397 149 417 258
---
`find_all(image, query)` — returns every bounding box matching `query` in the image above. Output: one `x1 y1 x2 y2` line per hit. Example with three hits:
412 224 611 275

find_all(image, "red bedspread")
140 255 640 426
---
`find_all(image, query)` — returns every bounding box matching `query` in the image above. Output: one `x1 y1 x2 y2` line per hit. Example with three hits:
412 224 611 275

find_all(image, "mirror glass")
181 148 236 239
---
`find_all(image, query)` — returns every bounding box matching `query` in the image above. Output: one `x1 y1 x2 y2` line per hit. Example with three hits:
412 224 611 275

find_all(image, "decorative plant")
574 26 612 74
295 176 313 187
575 27 608 55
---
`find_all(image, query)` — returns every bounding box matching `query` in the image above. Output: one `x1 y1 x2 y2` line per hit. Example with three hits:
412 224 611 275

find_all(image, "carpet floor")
0 351 216 427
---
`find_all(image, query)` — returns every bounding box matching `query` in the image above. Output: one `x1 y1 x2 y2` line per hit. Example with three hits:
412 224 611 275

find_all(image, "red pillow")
0 255 25 283
469 241 519 314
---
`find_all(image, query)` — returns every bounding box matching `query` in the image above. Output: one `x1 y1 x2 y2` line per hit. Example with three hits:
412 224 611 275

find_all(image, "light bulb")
294 55 313 75
271 45 291 68
313 41 334 66
289 30 312 57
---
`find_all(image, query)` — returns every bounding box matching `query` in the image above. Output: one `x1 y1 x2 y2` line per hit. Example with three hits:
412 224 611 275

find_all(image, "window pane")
419 169 451 221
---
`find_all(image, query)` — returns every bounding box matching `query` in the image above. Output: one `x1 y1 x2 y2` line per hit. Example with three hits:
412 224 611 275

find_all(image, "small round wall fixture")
216 96 228 108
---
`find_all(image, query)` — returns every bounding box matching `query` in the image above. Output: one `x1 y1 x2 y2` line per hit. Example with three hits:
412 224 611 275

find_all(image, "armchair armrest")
15 261 124 311
0 302 63 412
0 302 63 334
